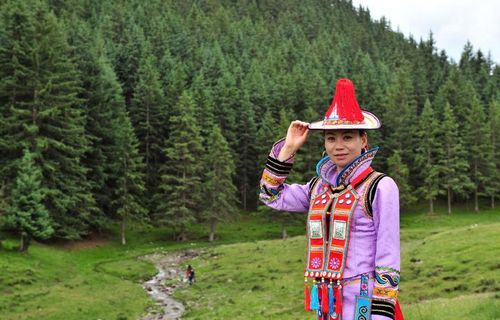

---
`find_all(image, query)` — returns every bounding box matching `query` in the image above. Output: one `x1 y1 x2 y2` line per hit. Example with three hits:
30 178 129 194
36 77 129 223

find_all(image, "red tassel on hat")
395 300 404 320
321 282 329 314
304 279 311 311
324 78 364 122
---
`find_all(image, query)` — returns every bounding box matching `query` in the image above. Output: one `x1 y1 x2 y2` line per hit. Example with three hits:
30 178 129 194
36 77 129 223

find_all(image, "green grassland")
1 208 499 320
0 213 304 320
175 208 500 320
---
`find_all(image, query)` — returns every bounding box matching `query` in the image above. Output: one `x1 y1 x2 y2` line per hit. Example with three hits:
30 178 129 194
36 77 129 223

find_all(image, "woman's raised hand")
277 120 310 161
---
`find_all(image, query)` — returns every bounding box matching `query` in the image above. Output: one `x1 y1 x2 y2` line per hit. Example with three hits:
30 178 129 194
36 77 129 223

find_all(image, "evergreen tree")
256 109 279 164
66 21 107 221
463 92 495 212
381 64 417 171
350 52 386 118
130 44 167 200
434 67 470 119
440 103 473 213
387 150 416 210
3 149 53 251
459 42 475 79
414 100 444 214
235 97 258 210
69 23 146 242
243 60 271 117
113 109 147 245
1 0 497 224
155 91 204 240
486 100 500 208
111 16 145 107
160 53 187 132
487 64 500 101
0 0 95 239
190 71 216 139
201 125 238 242
67 21 132 226
213 65 239 151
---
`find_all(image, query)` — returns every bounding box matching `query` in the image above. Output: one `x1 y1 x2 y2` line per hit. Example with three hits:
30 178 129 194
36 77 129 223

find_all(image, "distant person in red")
185 265 195 285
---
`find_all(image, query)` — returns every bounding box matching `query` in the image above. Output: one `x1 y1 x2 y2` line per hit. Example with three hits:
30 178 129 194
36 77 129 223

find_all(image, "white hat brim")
309 110 381 130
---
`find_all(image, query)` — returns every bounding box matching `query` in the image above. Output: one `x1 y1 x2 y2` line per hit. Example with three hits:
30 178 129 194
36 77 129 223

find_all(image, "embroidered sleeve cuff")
371 299 395 319
259 169 286 202
373 266 400 303
259 138 295 203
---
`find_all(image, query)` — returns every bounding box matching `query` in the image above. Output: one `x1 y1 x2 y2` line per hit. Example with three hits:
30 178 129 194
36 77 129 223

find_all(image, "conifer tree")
486 100 500 208
351 52 386 117
434 67 469 119
190 71 216 139
69 25 146 242
111 18 145 107
160 54 187 131
113 109 147 245
202 125 238 242
0 0 95 239
463 93 495 212
243 60 271 117
156 91 204 241
3 149 53 252
213 66 239 151
382 64 417 171
459 42 475 80
67 21 129 224
440 103 473 213
414 100 444 214
387 150 416 210
130 44 167 199
256 110 279 164
235 97 258 210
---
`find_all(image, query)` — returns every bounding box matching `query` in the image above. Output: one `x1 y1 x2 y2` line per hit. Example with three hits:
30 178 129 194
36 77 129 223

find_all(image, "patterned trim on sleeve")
259 183 284 202
259 168 287 202
373 266 400 303
259 139 296 203
371 299 395 319
262 170 286 185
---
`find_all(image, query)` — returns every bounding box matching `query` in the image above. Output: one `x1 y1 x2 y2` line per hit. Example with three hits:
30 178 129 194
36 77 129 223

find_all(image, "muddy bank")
139 250 199 320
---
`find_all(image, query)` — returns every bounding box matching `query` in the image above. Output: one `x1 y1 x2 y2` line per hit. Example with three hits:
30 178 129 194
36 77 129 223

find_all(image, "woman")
259 79 403 320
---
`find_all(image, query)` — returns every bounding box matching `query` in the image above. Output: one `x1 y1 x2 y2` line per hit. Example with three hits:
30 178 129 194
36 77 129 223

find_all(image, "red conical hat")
309 78 381 130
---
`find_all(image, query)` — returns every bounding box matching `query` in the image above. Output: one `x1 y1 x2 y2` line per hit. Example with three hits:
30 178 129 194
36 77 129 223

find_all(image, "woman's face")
324 130 367 171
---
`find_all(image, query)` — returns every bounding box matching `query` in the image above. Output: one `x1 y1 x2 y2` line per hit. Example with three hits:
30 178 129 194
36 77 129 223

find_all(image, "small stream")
139 250 198 320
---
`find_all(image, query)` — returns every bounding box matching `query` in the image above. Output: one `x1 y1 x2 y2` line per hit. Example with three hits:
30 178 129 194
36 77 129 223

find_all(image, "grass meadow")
0 206 499 319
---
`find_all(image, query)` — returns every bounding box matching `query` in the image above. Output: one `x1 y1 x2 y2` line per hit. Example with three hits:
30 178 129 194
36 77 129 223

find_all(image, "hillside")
0 0 498 243
175 209 500 320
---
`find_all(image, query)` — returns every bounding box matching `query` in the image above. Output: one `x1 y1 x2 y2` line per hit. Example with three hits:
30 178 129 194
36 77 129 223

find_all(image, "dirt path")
139 250 199 320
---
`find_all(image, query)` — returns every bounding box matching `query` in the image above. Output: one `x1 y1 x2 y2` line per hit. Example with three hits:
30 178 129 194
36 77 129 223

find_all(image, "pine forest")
0 0 499 247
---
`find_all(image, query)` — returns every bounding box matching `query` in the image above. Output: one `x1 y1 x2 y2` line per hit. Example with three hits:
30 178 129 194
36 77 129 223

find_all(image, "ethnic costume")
259 79 404 320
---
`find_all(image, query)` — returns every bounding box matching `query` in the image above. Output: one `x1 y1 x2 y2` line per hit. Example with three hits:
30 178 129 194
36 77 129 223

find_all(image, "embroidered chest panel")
305 184 359 279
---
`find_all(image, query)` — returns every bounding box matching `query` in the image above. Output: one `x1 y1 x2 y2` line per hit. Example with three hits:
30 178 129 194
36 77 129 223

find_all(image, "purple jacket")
259 139 401 320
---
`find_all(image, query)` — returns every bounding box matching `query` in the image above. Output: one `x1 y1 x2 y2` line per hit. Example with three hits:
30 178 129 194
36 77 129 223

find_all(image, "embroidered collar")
315 147 379 187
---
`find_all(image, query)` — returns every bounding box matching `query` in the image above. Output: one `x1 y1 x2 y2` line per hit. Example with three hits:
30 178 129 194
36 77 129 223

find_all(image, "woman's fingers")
290 120 310 134
291 120 310 128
